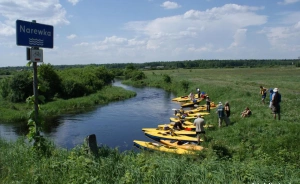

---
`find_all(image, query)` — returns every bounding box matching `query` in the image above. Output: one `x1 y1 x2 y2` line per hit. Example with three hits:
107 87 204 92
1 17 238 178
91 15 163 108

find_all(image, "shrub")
180 80 189 92
38 63 62 101
9 71 32 102
61 79 87 98
0 77 11 99
131 71 146 81
163 74 171 83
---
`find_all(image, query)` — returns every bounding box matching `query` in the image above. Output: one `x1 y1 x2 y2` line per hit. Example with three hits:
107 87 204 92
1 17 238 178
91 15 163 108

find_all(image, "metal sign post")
32 20 39 128
16 19 54 132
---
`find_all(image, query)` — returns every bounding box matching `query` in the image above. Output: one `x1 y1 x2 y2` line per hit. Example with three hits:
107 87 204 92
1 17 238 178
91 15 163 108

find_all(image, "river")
0 81 181 152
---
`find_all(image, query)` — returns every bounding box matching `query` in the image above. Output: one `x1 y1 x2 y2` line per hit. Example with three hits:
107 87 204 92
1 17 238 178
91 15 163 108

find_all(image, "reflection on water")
0 81 179 151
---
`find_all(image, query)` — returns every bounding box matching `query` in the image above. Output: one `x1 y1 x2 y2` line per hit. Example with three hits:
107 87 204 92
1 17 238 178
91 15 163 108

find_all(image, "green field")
1 67 299 183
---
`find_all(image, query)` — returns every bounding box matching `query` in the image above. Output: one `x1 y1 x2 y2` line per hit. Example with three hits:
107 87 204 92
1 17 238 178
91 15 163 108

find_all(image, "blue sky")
0 0 300 67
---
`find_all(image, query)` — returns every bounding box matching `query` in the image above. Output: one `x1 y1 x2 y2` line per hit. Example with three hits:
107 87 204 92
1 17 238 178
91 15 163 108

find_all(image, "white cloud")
161 1 181 9
103 36 127 45
68 0 80 6
277 0 300 5
259 20 300 51
64 3 268 64
125 4 266 52
74 42 89 46
188 44 213 52
0 0 69 37
295 21 300 29
229 29 247 48
67 34 77 39
277 12 300 25
0 22 15 36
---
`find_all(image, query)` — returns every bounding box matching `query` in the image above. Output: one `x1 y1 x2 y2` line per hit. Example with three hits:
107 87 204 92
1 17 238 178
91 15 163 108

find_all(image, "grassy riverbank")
0 85 136 123
1 138 299 183
1 67 300 183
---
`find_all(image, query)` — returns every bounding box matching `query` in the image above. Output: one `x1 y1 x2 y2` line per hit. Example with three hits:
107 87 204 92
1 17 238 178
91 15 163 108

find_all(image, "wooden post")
85 134 99 156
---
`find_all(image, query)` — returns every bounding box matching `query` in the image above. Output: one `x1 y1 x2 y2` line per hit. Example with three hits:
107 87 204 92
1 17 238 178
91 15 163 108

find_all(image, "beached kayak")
160 140 205 151
133 140 195 155
142 128 196 136
158 124 196 131
144 131 199 143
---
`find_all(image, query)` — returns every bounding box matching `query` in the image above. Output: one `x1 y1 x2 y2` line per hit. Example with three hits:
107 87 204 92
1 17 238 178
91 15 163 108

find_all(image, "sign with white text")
16 20 54 48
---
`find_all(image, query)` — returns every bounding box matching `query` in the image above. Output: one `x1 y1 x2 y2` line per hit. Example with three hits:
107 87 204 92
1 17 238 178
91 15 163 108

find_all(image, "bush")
61 79 87 98
9 71 32 102
163 74 171 83
180 80 189 92
131 71 146 81
0 77 11 99
38 64 62 101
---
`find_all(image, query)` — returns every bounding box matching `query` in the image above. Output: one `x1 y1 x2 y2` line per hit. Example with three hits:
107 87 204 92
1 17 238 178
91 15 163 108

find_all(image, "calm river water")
0 81 181 151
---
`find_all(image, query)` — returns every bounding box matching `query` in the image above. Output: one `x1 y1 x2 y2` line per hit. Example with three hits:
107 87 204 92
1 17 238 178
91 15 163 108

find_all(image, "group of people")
170 86 282 145
260 86 282 120
188 88 207 102
216 102 230 127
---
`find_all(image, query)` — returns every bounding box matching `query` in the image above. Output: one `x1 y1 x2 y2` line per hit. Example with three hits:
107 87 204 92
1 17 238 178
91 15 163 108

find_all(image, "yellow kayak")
133 140 195 155
186 103 217 113
172 94 200 102
164 121 214 128
144 131 199 143
181 99 203 107
160 140 205 151
158 124 196 131
186 112 210 117
170 114 209 121
142 128 196 136
182 122 214 128
169 118 193 124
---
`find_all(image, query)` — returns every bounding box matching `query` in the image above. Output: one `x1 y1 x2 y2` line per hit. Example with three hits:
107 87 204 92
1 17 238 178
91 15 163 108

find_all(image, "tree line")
56 59 300 70
0 64 145 103
1 59 299 74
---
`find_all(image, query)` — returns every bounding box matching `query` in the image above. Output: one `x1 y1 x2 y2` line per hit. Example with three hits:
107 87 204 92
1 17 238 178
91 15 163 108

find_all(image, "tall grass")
0 138 299 183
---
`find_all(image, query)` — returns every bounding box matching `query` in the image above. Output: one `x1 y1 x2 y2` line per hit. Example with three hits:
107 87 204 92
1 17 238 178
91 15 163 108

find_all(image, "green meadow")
1 67 300 183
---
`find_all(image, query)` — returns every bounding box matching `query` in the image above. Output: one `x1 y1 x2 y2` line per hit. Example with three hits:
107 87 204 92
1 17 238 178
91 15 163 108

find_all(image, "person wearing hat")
196 88 201 99
271 88 281 120
206 96 211 112
260 86 268 104
216 102 228 127
193 114 206 144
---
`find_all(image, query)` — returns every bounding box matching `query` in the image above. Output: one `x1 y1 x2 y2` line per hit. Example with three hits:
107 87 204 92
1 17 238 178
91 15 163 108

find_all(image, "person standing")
216 102 227 127
224 102 230 124
189 92 194 101
193 114 206 144
206 96 211 112
260 86 268 104
269 89 274 109
272 88 281 120
197 88 201 99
